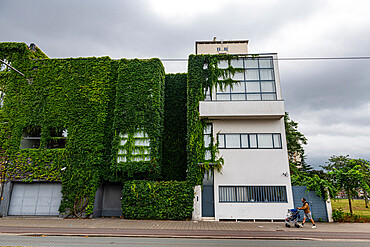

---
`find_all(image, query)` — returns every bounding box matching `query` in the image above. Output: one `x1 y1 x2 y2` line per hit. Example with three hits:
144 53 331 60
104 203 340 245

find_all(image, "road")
0 235 369 247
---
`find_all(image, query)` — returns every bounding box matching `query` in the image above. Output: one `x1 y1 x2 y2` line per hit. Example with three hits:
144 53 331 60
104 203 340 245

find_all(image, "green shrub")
121 180 194 220
332 208 345 222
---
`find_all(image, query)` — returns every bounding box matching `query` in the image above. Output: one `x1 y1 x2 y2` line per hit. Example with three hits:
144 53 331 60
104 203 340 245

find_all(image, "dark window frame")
219 185 288 203
217 133 282 149
215 56 277 101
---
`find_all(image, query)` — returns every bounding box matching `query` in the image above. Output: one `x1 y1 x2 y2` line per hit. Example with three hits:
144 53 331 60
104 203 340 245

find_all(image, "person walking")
297 198 316 228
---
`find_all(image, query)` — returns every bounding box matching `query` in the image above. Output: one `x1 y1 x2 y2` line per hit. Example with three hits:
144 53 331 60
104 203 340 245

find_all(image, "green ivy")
109 59 165 182
162 73 187 181
121 180 194 220
186 54 246 185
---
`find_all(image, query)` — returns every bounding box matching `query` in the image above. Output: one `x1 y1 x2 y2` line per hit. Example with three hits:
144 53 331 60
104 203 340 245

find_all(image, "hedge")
121 180 194 220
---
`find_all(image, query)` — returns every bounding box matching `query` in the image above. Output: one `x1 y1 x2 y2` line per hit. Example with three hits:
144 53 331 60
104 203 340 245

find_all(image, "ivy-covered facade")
0 42 193 218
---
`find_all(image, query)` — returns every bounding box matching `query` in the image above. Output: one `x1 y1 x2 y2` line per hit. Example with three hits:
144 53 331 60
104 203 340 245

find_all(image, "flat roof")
195 40 249 45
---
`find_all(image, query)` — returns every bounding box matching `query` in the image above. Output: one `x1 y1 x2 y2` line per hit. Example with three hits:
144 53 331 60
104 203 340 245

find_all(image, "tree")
284 112 307 168
325 156 370 215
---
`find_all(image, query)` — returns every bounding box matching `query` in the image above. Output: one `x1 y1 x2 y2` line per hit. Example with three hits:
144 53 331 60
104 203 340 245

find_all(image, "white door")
8 183 62 216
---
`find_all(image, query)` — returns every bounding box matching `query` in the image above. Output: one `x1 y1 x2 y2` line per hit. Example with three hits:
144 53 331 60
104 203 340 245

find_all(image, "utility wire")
159 56 370 62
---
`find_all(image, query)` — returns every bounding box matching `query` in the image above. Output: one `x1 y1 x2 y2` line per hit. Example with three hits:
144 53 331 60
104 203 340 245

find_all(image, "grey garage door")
8 183 62 216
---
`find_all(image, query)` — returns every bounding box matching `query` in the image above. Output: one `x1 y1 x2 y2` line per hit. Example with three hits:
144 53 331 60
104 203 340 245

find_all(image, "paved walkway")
0 218 369 240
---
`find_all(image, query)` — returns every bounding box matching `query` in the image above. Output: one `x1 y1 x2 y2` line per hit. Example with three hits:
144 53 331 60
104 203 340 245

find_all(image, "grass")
331 199 370 218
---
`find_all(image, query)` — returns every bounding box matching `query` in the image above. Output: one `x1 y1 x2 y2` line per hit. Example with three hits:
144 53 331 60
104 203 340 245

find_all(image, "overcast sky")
1 0 370 168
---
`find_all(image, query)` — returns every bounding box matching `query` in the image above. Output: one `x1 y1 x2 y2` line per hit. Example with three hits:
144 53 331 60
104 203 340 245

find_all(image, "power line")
159 56 370 62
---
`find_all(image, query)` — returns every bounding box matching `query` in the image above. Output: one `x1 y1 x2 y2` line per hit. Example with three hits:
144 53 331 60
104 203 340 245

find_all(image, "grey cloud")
1 0 370 167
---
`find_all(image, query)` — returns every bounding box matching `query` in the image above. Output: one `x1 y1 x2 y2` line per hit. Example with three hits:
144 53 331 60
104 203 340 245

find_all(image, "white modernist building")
193 39 294 221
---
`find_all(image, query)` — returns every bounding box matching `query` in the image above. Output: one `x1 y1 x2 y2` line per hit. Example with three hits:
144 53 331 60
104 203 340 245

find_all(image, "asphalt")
0 217 369 241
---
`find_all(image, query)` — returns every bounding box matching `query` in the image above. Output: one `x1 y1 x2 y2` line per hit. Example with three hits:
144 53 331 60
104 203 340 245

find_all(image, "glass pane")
204 150 212 160
135 139 150 146
120 139 127 146
220 187 236 202
245 69 259 80
236 187 247 202
273 134 282 148
226 134 240 148
246 81 260 93
231 93 245 101
262 93 276 100
247 94 261 100
218 71 229 80
260 69 274 80
249 134 257 148
259 58 273 68
241 135 249 148
217 84 230 93
134 131 145 138
230 71 244 80
204 124 212 134
205 88 211 101
218 134 225 148
258 134 273 148
20 138 40 149
245 58 258 68
216 94 230 101
218 60 228 69
231 82 245 93
204 134 211 147
230 59 243 68
261 81 275 92
117 156 126 163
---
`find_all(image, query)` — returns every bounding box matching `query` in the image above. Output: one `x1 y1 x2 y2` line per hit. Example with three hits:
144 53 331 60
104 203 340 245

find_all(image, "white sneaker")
312 225 316 229
299 224 303 228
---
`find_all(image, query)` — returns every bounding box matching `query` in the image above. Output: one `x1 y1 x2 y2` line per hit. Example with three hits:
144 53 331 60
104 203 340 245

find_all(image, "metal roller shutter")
8 183 62 216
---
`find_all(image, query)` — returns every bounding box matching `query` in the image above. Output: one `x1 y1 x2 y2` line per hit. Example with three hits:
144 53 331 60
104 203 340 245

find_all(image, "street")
0 235 369 247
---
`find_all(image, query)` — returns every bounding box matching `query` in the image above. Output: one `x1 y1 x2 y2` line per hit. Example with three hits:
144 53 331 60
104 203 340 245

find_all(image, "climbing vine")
109 58 165 182
186 54 254 185
162 73 187 181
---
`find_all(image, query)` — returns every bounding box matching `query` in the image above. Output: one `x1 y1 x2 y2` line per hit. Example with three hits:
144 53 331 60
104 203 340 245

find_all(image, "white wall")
212 119 294 220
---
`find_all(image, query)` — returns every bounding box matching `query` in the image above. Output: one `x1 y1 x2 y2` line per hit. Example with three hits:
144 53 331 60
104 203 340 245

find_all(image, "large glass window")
216 57 277 101
218 133 282 149
219 186 287 203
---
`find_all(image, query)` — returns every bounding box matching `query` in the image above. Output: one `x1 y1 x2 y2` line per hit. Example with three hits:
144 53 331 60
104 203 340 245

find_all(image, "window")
204 124 212 161
47 128 67 149
20 126 67 149
219 186 287 203
20 126 41 149
215 57 277 101
218 133 282 149
117 129 151 163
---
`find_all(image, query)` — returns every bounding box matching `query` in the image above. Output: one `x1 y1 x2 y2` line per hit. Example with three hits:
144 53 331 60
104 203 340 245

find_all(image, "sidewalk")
0 217 369 240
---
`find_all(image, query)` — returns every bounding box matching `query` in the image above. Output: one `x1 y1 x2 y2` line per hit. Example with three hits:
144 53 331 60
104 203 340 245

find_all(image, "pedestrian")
297 198 316 228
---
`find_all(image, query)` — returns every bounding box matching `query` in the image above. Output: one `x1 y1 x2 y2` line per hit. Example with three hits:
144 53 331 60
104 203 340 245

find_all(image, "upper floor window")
20 126 67 149
218 133 282 149
20 126 41 149
117 129 151 163
215 57 276 101
47 128 67 149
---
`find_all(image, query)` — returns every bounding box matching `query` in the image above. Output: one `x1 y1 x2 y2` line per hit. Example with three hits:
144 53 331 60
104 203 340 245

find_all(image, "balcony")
199 100 285 119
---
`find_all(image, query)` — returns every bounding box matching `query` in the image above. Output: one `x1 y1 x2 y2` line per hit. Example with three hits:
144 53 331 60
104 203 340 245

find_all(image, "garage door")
8 183 62 216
